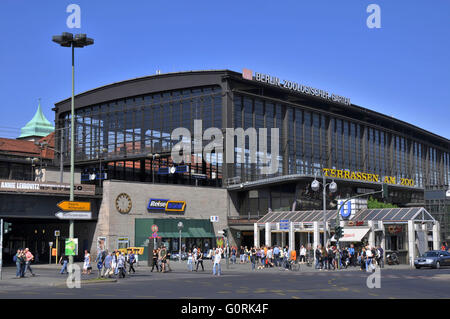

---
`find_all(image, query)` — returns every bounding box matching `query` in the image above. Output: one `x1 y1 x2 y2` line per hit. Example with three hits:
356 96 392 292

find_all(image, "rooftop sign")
242 68 351 106
0 180 95 196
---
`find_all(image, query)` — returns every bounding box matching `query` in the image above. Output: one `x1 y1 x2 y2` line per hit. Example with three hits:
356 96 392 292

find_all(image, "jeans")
240 255 245 263
231 255 236 264
315 259 320 269
213 263 221 275
366 258 372 271
187 259 193 271
251 259 256 270
24 261 34 275
16 262 22 277
60 260 68 274
274 254 280 266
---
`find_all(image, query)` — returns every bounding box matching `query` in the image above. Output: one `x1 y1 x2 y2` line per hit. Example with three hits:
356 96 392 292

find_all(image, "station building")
48 69 450 264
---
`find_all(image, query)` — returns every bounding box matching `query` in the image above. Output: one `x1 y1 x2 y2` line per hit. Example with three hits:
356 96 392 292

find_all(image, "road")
1 262 449 299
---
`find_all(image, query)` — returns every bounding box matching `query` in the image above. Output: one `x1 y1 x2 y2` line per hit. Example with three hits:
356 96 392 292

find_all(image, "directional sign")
280 219 290 230
55 211 92 220
57 201 91 212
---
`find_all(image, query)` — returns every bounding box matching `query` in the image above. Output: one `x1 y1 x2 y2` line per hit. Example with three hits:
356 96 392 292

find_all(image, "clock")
115 193 132 214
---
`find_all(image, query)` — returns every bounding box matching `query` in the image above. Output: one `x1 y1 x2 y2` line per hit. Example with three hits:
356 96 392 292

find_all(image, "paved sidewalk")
0 260 412 291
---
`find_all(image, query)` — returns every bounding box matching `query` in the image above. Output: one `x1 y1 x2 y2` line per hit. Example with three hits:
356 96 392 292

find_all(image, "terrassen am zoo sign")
323 168 415 187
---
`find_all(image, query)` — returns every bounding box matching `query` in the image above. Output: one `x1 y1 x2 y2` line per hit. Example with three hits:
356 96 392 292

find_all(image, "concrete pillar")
379 221 385 260
281 232 286 248
253 223 259 248
313 221 320 261
289 222 295 251
265 222 271 247
407 220 415 267
433 221 440 250
368 221 375 248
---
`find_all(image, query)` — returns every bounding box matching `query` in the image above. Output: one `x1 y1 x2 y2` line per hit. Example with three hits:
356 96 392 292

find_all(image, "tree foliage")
367 196 397 209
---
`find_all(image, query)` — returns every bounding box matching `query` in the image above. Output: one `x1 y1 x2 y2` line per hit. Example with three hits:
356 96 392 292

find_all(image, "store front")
135 218 215 261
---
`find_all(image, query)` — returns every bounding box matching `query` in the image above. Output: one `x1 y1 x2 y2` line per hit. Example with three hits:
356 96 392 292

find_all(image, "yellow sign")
57 201 91 212
323 168 414 186
117 247 144 255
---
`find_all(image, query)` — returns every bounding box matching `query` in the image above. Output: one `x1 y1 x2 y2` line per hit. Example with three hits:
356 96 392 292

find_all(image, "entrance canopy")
256 207 436 224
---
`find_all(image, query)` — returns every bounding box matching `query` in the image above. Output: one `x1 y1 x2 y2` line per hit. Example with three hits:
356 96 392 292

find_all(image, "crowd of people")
58 249 138 278
13 248 36 278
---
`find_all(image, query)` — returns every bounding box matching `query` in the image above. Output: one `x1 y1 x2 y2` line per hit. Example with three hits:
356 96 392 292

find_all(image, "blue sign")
176 165 189 173
340 201 352 219
147 198 186 213
280 219 290 230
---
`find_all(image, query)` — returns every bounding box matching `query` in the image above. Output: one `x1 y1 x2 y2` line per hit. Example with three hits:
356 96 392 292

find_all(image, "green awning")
188 227 215 238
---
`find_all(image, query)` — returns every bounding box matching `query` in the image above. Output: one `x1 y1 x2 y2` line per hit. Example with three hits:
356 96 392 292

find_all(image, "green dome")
19 100 54 139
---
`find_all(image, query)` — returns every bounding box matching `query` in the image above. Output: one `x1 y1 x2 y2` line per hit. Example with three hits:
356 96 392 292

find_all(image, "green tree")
367 197 398 209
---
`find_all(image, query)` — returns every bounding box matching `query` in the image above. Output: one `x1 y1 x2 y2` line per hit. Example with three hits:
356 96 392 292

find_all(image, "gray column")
379 221 385 260
289 222 295 251
433 221 440 250
407 220 415 267
254 223 259 248
368 221 375 248
265 222 271 247
313 221 320 260
281 232 286 248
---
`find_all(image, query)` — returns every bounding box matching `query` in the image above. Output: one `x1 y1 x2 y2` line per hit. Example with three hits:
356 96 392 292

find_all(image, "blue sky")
0 0 449 139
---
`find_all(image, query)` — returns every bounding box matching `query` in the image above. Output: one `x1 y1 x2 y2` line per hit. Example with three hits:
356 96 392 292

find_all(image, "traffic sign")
57 201 91 212
151 224 158 233
55 211 92 220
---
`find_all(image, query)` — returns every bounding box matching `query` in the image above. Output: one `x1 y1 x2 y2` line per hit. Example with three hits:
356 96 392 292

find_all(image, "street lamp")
177 221 184 262
52 32 94 268
311 175 337 248
147 153 160 183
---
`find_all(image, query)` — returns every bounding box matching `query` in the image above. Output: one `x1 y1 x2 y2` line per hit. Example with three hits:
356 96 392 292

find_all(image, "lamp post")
311 175 337 248
177 221 183 262
147 153 160 183
52 32 94 268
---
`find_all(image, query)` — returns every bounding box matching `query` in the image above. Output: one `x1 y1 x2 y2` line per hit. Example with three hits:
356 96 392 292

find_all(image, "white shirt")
366 249 373 258
214 251 221 264
300 247 306 256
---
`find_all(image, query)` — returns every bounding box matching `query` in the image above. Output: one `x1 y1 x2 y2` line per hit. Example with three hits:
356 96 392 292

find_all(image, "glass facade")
230 92 450 189
59 86 223 186
56 78 450 190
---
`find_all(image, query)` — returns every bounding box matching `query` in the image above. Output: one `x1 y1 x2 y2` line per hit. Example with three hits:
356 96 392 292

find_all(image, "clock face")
115 193 132 214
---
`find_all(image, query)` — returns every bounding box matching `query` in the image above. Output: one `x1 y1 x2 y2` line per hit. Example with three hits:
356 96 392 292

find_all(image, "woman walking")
195 249 204 271
83 250 92 275
151 249 159 272
187 250 193 271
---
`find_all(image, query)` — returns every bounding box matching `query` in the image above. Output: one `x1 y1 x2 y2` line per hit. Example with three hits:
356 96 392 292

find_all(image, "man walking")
128 250 136 274
212 248 222 276
24 248 36 277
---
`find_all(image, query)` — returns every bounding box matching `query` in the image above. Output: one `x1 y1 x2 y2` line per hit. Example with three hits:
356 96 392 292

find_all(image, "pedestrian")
117 253 126 278
315 245 322 270
103 253 113 278
18 250 26 277
24 248 36 277
348 244 355 267
128 250 136 274
95 250 104 278
244 246 249 264
83 250 92 275
273 245 280 266
376 245 384 268
231 246 237 264
196 249 204 271
250 247 256 270
111 251 118 276
239 246 245 264
299 245 306 263
159 246 167 273
14 249 22 278
212 248 222 276
59 254 69 274
151 249 159 272
187 250 193 271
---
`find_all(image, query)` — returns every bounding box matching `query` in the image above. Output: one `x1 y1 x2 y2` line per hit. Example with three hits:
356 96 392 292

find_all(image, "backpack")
13 255 17 263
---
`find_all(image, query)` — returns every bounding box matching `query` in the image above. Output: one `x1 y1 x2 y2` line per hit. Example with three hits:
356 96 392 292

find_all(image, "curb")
54 278 117 287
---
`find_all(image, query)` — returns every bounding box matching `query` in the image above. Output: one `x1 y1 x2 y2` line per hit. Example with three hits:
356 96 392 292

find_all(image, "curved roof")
53 69 449 145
